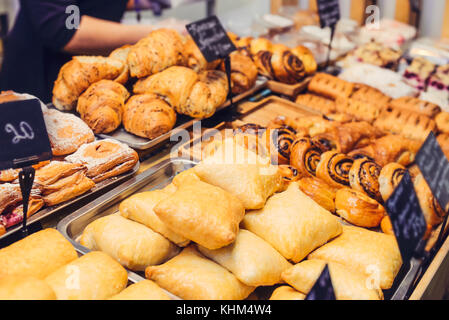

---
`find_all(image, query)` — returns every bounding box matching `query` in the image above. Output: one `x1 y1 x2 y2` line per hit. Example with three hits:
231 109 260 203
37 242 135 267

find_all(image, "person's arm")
63 16 154 55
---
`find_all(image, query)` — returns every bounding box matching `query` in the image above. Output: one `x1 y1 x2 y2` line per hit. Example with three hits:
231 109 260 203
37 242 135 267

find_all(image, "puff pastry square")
154 180 245 250
108 280 171 300
146 246 255 300
242 182 342 262
282 259 383 300
269 286 305 300
193 159 283 210
119 190 190 247
80 214 179 271
197 229 292 286
45 251 128 300
308 225 402 289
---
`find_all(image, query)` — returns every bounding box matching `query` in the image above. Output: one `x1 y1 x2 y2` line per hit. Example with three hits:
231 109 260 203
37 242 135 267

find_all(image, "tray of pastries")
0 91 140 240
50 28 269 150
0 228 179 300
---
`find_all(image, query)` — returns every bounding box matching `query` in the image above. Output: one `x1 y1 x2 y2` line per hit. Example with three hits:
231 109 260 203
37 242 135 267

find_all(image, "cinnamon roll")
298 177 336 212
414 174 446 226
289 138 327 177
233 123 267 157
253 49 306 84
335 188 386 228
316 151 353 188
278 165 300 183
349 158 382 202
378 163 406 202
262 126 297 165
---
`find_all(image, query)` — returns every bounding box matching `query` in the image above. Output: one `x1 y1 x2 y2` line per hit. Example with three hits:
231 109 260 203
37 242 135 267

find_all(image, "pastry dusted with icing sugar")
65 138 138 183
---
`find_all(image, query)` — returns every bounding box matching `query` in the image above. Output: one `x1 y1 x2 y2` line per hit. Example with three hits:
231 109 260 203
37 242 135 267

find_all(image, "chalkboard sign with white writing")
305 265 336 300
0 99 52 170
415 132 449 211
186 15 236 62
317 0 340 28
385 172 427 263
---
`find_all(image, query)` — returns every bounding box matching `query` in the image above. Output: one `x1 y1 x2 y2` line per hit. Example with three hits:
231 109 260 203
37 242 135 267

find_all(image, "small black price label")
305 265 336 300
0 99 52 170
317 0 341 28
385 171 427 263
186 15 236 62
415 132 449 211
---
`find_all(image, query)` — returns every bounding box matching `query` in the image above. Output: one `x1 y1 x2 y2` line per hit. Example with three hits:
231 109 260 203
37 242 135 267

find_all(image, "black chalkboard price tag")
385 171 427 263
305 265 336 300
186 15 236 62
317 0 340 28
0 99 52 237
415 132 449 211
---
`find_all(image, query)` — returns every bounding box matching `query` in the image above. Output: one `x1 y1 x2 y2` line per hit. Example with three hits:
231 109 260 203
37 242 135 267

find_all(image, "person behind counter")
0 0 165 104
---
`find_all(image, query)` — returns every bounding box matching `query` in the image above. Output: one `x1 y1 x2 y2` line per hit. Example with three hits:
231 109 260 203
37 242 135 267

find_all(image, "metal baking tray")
51 76 267 150
1 162 140 241
57 158 195 299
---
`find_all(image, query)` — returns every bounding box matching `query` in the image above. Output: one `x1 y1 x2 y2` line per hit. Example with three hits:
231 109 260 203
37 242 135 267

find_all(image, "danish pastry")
349 158 382 202
298 177 336 213
436 112 449 134
390 97 441 117
308 73 354 100
289 137 328 178
65 139 139 183
335 97 381 123
414 173 446 226
146 246 255 300
295 94 336 115
291 45 317 75
315 151 353 189
308 225 402 290
262 126 297 165
378 163 406 202
242 183 342 263
35 161 87 186
350 84 391 108
335 188 385 228
253 49 306 84
43 109 95 156
220 51 258 94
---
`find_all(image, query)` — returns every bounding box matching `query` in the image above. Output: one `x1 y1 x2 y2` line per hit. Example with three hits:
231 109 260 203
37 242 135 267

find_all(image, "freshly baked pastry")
133 66 228 118
0 276 56 300
348 134 422 167
313 121 384 153
0 169 19 183
437 134 449 159
127 28 185 78
390 97 441 117
43 109 95 156
53 56 125 110
374 108 437 141
378 163 406 202
352 41 401 69
436 112 449 134
108 280 171 300
153 180 245 250
414 174 446 226
77 80 129 134
350 84 391 108
253 48 306 84
315 151 353 188
184 37 221 72
242 183 342 263
41 171 95 206
0 90 48 112
403 57 435 90
220 51 258 94
269 286 305 300
146 246 255 300
308 225 402 289
108 44 132 85
278 165 300 183
282 259 383 300
45 251 128 300
193 154 283 210
335 188 385 228
119 190 190 247
0 183 23 214
197 229 292 286
35 161 86 186
3 196 45 229
349 158 382 202
298 177 336 213
308 73 354 100
262 126 297 165
123 93 177 139
80 214 179 271
249 38 272 56
291 45 317 75
65 139 139 183
295 94 336 115
335 97 381 123
0 229 78 280
289 137 328 178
